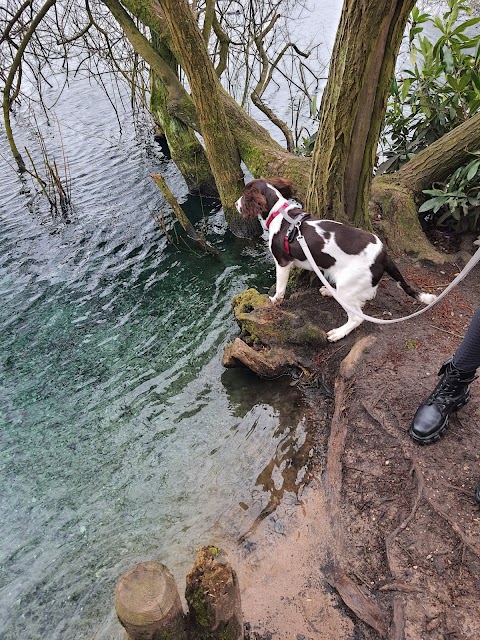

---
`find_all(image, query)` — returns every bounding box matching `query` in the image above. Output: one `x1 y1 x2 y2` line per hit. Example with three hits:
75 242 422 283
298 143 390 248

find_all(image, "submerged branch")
151 173 217 255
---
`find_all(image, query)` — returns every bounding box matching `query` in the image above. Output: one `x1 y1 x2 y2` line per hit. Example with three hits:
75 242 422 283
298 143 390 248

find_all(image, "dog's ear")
267 177 294 199
241 186 267 219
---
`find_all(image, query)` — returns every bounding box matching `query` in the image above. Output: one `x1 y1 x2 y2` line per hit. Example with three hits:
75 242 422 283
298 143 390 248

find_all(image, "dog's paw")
418 292 437 305
319 286 333 298
269 295 283 305
327 327 348 342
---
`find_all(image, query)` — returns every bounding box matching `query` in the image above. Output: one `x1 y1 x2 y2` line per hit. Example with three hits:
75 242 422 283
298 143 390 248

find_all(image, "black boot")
409 360 476 445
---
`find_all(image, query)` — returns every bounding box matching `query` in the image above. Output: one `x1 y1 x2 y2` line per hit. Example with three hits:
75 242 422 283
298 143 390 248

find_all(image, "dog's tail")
383 252 437 305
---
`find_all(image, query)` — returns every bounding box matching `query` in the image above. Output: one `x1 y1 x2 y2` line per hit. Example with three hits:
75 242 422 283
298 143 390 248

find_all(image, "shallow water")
0 77 313 639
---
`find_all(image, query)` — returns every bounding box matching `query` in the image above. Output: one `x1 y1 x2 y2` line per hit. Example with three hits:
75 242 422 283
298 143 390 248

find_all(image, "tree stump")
114 561 187 640
185 547 243 640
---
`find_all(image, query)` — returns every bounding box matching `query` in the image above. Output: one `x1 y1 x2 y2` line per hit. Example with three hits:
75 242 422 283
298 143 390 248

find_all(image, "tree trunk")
105 1 478 257
306 0 416 227
150 35 217 197
159 0 246 233
382 112 480 192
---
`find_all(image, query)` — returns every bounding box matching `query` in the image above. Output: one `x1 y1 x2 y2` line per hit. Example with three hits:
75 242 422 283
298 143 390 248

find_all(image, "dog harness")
265 202 310 255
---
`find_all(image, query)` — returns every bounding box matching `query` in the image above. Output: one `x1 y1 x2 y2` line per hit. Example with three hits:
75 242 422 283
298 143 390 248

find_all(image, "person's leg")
410 307 480 445
452 307 480 371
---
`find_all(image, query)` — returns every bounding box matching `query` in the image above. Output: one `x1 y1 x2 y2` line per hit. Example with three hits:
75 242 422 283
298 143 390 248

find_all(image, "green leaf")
447 4 459 29
434 15 445 33
419 197 447 213
471 71 480 93
452 17 480 35
458 71 471 92
437 210 452 225
466 159 480 181
422 188 447 196
401 79 411 101
446 74 459 90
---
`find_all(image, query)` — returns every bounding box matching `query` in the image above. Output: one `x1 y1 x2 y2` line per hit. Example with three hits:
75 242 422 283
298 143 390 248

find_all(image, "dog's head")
236 178 294 220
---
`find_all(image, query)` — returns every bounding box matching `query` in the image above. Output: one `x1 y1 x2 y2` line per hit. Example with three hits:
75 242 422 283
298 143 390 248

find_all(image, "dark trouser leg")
452 307 480 371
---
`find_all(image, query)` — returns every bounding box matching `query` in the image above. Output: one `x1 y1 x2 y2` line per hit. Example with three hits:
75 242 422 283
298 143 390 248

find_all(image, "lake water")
0 3 345 637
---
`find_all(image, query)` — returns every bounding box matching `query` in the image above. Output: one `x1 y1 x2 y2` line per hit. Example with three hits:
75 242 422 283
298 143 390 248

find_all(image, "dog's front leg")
269 261 293 304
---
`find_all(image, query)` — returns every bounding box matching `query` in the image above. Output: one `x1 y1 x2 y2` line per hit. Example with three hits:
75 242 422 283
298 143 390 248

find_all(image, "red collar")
265 201 291 229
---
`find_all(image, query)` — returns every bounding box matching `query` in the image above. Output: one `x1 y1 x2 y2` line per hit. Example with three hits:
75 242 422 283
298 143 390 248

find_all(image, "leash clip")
295 221 303 240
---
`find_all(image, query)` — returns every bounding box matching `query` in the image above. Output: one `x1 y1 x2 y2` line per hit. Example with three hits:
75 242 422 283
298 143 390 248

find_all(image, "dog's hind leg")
270 261 293 304
326 279 377 342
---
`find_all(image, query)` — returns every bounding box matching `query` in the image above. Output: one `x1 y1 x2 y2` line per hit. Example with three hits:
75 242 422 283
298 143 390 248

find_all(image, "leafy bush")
379 0 480 174
419 152 480 231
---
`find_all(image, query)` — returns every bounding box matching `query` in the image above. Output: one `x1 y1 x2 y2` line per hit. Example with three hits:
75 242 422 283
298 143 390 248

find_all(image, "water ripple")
0 79 313 640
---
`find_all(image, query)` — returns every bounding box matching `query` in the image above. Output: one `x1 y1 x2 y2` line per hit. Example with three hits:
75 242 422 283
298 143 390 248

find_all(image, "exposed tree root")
362 401 480 561
324 337 388 638
330 355 479 640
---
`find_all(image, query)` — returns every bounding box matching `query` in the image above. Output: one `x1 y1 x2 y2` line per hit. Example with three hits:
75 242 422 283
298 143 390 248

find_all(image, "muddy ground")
229 252 480 640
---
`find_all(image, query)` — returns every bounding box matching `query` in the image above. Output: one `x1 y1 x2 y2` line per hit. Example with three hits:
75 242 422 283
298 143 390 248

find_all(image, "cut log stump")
185 546 243 640
114 561 187 640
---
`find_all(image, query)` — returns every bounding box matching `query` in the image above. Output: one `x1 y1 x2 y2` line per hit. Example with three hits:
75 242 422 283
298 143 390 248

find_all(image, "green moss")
219 619 242 640
232 288 268 314
233 288 318 347
189 587 213 628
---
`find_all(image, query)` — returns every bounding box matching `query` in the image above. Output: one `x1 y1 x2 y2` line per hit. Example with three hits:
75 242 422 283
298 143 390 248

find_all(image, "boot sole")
409 394 470 446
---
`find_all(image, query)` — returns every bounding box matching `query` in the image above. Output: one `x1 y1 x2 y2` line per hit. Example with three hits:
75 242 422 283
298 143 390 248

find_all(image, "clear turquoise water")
0 81 311 639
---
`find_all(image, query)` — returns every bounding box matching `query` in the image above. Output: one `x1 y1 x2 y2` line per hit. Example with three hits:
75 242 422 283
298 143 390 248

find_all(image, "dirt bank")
229 254 480 639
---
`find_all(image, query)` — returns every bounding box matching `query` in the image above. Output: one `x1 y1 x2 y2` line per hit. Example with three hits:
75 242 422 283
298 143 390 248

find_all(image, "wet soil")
230 252 480 640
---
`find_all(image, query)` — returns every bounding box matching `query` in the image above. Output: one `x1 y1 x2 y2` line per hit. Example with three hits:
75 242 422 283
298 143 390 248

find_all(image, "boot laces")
429 374 467 406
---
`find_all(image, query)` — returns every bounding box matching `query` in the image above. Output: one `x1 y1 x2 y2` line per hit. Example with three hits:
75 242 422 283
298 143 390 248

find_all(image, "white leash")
296 232 480 325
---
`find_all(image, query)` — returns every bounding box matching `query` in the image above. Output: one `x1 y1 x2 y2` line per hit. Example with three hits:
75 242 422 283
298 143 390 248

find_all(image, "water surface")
0 78 313 639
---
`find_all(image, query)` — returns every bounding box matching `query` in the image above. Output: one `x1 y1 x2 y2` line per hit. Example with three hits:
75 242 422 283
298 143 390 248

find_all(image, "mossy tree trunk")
306 0 416 228
371 112 480 261
150 34 218 196
159 0 246 233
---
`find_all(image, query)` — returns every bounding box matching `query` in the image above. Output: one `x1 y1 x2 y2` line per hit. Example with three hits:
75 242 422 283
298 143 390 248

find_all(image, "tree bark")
158 0 246 233
149 34 217 197
382 112 480 192
306 0 416 227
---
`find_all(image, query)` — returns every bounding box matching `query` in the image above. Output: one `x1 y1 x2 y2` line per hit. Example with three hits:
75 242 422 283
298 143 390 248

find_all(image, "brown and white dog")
236 177 436 342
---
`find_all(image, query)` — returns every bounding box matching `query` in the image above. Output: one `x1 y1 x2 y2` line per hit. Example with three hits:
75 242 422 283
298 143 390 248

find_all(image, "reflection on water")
221 369 314 540
0 78 319 639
